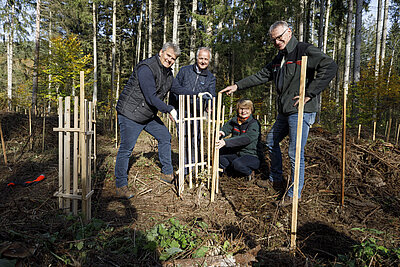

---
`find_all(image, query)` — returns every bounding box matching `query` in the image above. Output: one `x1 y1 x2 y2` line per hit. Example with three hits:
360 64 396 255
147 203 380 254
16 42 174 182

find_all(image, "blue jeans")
219 153 260 176
266 112 316 198
115 114 173 188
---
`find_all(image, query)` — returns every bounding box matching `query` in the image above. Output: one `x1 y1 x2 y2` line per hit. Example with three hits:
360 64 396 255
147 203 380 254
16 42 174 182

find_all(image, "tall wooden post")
211 93 222 202
290 56 307 252
80 71 89 222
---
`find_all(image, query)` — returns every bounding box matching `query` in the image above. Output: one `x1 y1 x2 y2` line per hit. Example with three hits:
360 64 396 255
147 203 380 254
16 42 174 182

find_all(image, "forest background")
1 0 400 134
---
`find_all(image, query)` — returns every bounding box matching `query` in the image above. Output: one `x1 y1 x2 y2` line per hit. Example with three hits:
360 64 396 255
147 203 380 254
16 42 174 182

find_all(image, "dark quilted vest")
116 56 173 123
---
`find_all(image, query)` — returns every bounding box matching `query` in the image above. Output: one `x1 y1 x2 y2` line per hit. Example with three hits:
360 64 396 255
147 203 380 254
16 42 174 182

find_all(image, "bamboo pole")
0 121 8 165
373 121 376 141
178 95 185 195
290 56 307 252
211 93 223 202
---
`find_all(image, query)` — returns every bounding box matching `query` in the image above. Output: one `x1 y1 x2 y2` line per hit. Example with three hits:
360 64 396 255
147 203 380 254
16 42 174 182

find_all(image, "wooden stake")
290 56 307 252
341 80 347 208
93 100 97 173
187 95 193 188
396 122 400 146
193 95 199 178
64 97 71 213
211 93 223 202
80 71 89 222
29 108 32 150
199 95 205 172
0 121 8 165
358 124 361 140
178 95 185 195
207 99 212 188
73 96 79 215
42 107 46 152
372 121 376 141
58 97 64 209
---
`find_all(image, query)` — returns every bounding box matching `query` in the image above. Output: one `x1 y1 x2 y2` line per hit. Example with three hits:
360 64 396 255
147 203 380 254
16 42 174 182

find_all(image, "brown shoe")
116 185 134 199
256 179 284 190
160 173 174 184
276 195 293 207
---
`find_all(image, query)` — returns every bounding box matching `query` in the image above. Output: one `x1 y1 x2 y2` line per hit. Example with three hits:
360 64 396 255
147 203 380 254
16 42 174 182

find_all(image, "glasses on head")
270 28 288 43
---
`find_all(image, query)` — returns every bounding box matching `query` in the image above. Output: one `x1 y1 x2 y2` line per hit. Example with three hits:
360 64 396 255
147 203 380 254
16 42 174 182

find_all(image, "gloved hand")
169 109 178 122
198 92 213 100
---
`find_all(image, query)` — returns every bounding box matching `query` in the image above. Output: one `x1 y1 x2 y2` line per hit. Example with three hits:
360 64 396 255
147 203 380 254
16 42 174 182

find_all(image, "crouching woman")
216 99 261 180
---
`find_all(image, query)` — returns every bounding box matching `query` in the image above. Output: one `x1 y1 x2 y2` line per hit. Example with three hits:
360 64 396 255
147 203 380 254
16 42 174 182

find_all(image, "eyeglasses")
270 28 288 43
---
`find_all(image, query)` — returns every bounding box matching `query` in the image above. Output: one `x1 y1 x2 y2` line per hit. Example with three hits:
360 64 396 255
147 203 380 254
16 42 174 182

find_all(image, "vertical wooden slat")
73 96 79 215
58 97 64 209
199 95 205 172
193 95 199 178
64 97 71 213
80 71 89 222
186 95 192 188
207 99 212 188
93 100 97 173
86 100 92 220
178 95 185 195
358 124 361 140
373 121 376 141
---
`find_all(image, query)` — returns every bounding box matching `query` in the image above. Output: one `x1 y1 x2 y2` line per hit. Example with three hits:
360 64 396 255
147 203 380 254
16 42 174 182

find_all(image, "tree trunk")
374 0 383 76
380 0 390 68
172 0 181 74
318 0 324 50
310 0 315 45
93 2 98 103
142 0 148 60
299 0 305 42
7 3 14 111
323 0 331 53
353 0 362 83
343 0 353 97
32 0 41 115
148 0 152 57
189 0 198 63
112 0 117 102
335 26 343 105
163 0 168 44
136 1 144 64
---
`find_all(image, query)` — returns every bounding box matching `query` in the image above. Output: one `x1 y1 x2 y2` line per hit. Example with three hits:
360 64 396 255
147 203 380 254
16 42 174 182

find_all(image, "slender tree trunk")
343 0 353 97
142 0 148 60
323 0 331 53
375 0 383 76
93 1 98 103
310 0 315 45
7 3 14 111
163 0 168 44
318 0 325 50
189 0 198 63
353 0 362 83
136 1 144 64
335 26 343 105
112 0 116 101
299 0 305 42
148 0 152 57
380 0 390 68
32 0 41 115
172 0 181 74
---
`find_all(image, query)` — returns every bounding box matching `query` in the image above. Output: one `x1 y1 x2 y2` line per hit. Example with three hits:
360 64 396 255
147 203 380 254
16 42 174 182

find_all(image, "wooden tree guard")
177 94 222 198
290 56 307 253
53 71 96 222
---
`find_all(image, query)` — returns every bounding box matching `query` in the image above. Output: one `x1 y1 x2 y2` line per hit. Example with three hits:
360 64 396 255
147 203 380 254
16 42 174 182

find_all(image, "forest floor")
0 112 400 266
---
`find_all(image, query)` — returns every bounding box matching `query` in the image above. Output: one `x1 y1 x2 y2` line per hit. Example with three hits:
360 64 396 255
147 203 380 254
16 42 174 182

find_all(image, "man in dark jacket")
216 99 261 181
115 42 198 199
169 47 216 175
221 21 337 207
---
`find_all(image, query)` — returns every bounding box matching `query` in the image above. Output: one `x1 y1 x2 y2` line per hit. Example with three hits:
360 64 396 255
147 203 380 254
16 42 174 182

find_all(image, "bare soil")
0 113 399 266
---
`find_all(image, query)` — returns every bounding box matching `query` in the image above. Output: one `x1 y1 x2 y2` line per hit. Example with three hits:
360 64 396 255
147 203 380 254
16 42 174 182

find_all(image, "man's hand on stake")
215 139 226 149
292 96 311 107
220 84 238 95
169 108 178 122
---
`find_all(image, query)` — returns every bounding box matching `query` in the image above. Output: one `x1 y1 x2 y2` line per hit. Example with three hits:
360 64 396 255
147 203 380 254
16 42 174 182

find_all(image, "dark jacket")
116 55 173 123
169 64 216 110
235 36 338 115
221 115 261 157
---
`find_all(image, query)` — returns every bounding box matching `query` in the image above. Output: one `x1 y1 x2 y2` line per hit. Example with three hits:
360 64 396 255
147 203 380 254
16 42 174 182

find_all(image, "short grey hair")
162 42 181 57
269 21 289 35
196 47 212 61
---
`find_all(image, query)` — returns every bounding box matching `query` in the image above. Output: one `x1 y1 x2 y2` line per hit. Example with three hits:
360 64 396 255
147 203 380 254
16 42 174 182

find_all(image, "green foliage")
146 217 207 261
335 228 400 266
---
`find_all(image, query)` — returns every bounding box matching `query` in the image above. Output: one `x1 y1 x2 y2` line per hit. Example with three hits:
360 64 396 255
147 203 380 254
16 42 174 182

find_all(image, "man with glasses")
221 21 337 207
